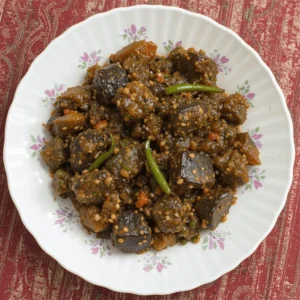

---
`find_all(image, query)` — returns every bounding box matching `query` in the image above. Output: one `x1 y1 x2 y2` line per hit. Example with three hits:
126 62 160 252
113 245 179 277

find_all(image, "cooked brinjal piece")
234 132 261 165
170 150 215 194
222 93 249 125
214 149 249 187
169 47 218 86
114 81 157 120
112 210 151 253
52 169 72 195
79 192 120 233
123 56 150 84
57 85 92 111
195 186 234 230
198 119 237 155
109 40 157 63
70 129 110 173
93 63 128 105
52 112 87 137
170 102 208 137
152 232 177 251
40 137 68 170
89 100 112 126
131 113 162 140
106 143 144 183
71 168 116 205
152 195 187 233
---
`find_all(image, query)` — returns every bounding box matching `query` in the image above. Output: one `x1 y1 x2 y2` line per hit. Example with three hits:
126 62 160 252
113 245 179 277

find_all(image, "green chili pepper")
145 140 171 196
165 83 225 95
88 134 115 172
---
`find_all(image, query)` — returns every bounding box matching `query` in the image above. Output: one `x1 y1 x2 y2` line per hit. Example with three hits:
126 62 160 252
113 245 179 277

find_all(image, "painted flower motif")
248 127 263 149
53 204 78 233
29 135 46 159
85 238 112 258
237 80 256 107
163 40 182 52
244 168 266 192
120 24 147 43
78 50 102 69
209 50 231 75
138 252 171 273
202 230 231 251
42 83 66 107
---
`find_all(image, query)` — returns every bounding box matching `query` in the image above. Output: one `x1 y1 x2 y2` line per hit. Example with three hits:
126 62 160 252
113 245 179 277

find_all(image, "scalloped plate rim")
3 5 295 295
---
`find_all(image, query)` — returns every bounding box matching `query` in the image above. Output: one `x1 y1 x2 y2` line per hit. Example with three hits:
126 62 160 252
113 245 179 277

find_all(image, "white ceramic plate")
4 5 295 295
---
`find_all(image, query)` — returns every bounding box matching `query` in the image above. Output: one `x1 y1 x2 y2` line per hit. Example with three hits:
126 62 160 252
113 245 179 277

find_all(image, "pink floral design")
42 83 66 106
209 50 231 75
237 80 256 107
29 135 46 159
78 50 102 69
120 24 147 43
138 253 171 273
244 168 266 192
53 204 78 233
163 40 182 52
202 230 231 251
248 127 263 149
86 238 112 258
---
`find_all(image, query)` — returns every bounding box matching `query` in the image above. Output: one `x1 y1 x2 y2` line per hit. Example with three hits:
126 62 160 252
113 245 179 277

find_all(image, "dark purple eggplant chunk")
195 186 234 230
112 210 151 253
93 63 128 105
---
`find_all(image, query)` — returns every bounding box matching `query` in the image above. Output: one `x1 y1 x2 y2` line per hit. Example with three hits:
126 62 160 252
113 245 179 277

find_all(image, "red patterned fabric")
1 1 299 299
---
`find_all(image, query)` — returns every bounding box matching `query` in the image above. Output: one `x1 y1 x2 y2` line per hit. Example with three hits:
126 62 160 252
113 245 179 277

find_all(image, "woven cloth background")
1 1 299 299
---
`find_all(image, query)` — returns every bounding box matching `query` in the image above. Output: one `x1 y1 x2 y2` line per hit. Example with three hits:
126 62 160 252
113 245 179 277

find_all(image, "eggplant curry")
41 40 261 253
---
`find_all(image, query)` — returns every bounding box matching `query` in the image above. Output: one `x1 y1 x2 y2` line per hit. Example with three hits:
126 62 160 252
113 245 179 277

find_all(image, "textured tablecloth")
1 1 299 299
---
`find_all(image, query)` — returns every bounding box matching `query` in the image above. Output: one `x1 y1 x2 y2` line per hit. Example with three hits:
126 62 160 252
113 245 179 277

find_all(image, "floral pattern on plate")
248 127 263 149
53 204 79 233
138 252 171 273
85 238 112 258
202 230 231 251
42 83 65 106
163 40 182 52
237 80 256 107
29 135 46 159
120 24 147 43
209 50 231 74
244 168 266 191
78 50 102 69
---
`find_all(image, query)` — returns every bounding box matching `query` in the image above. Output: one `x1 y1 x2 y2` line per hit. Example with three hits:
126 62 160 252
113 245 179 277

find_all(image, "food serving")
40 40 261 253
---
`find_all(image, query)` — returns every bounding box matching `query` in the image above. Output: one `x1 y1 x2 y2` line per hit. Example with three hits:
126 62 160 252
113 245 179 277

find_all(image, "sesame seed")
120 169 130 178
123 87 130 94
118 238 124 244
140 230 144 235
154 227 160 233
108 218 114 223
94 214 101 221
138 242 143 246
192 169 197 174
116 204 120 209
165 216 170 221
143 240 148 244
94 179 101 184
177 178 184 185
114 225 119 229
104 176 113 186
189 153 195 158
123 227 129 233
188 184 193 189
111 214 116 220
